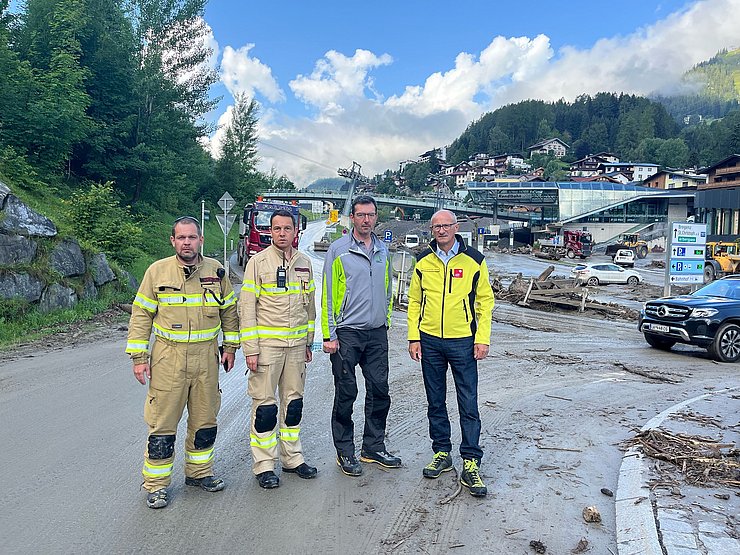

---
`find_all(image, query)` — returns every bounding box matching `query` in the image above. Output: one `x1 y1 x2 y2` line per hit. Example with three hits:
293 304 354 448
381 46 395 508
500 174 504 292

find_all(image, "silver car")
571 263 642 286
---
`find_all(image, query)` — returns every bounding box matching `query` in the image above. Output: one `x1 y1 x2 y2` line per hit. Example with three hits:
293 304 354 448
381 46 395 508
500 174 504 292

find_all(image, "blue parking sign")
384 230 392 242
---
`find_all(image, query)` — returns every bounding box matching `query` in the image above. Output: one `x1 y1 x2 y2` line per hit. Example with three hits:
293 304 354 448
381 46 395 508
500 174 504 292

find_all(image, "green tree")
15 0 93 173
215 93 260 202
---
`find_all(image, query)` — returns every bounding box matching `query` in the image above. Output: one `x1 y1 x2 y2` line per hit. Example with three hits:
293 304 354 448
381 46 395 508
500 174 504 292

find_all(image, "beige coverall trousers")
248 344 306 474
142 339 221 492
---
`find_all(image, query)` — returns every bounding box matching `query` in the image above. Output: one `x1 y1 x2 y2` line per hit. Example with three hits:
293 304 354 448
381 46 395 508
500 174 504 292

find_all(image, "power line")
258 139 337 172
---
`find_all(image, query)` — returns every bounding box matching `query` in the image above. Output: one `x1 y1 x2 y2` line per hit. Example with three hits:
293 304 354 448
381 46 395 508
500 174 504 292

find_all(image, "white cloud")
212 0 740 186
220 44 285 102
289 49 392 114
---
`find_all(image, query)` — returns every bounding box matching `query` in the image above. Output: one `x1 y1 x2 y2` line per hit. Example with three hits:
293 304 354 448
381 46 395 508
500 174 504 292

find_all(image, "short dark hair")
270 208 296 227
172 216 201 237
351 195 377 215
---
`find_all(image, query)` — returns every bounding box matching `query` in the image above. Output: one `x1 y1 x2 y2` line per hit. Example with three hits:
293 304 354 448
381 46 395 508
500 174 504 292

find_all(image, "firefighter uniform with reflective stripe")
240 244 316 475
126 255 239 492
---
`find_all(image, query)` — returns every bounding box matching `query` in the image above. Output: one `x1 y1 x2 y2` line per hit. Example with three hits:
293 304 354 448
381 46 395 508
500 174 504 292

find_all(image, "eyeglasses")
430 223 457 231
353 212 377 219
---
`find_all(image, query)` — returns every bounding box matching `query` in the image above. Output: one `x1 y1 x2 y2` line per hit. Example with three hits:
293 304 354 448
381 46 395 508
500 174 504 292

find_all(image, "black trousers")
330 326 390 456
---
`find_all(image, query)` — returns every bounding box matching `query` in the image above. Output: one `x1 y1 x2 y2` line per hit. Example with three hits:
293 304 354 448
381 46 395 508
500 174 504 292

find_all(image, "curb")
615 387 738 555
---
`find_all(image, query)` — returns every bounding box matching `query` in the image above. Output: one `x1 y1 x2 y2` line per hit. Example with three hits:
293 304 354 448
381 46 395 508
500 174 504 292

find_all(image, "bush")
65 182 143 264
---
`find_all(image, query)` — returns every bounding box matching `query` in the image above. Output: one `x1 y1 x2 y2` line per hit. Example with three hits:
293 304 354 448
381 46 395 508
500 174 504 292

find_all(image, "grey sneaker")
146 488 168 509
423 451 453 479
336 453 363 476
460 459 487 497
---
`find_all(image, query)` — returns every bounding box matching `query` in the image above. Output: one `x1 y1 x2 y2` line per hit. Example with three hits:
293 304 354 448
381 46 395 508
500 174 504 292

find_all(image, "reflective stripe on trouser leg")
278 345 307 469
248 345 286 475
142 341 189 492
184 341 221 480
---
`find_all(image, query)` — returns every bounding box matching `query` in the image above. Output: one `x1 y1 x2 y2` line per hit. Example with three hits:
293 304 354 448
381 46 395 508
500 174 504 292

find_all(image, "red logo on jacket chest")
452 268 463 278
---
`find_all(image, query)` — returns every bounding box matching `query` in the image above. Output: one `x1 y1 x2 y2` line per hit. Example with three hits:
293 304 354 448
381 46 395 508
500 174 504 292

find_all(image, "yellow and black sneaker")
460 459 487 497
423 451 453 479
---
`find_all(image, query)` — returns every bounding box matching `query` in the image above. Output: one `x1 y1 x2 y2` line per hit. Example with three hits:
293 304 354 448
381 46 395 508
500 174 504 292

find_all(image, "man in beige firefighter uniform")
126 216 239 509
240 209 317 489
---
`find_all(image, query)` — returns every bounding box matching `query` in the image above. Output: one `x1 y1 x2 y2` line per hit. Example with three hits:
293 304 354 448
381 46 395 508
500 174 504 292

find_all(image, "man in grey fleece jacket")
321 195 402 477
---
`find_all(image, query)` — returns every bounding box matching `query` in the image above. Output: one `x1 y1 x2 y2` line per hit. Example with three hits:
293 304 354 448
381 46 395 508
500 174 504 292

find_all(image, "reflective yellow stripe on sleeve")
134 293 158 313
126 340 150 353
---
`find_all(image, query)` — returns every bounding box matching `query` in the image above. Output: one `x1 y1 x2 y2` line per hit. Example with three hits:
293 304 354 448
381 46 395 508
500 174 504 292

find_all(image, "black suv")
638 275 740 362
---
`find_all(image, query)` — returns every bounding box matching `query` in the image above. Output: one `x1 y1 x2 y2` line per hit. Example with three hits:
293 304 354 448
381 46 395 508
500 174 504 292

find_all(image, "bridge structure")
261 189 539 222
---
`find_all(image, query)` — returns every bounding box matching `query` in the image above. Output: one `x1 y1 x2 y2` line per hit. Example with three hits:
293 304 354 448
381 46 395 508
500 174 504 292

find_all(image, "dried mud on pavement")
0 297 737 554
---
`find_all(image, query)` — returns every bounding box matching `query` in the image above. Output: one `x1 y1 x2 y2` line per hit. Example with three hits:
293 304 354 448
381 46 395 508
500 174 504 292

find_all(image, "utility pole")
337 161 371 219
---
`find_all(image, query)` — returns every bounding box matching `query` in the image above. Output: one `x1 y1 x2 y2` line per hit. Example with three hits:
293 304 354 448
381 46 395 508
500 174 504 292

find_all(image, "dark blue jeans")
419 331 483 462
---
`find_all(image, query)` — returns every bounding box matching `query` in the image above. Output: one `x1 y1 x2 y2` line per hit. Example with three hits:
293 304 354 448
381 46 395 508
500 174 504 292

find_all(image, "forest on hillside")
446 92 740 168
0 0 285 265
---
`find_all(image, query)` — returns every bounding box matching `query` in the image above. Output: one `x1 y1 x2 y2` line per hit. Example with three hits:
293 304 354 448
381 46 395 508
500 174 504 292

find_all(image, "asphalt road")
1 225 736 554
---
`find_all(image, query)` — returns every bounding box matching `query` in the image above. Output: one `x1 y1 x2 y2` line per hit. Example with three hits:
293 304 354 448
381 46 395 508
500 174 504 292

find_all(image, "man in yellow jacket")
407 210 494 497
240 209 317 489
126 216 239 509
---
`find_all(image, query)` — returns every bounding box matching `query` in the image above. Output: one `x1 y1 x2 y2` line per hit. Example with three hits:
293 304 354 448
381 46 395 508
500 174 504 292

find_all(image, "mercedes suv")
638 275 740 362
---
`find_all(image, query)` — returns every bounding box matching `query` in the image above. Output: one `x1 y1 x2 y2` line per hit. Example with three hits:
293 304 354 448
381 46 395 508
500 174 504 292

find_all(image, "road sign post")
664 222 707 296
217 192 236 274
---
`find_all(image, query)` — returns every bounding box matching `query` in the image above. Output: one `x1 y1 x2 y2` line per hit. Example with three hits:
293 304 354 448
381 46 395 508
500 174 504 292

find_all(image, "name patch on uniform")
294 267 310 272
452 268 464 278
200 277 221 284
172 324 183 329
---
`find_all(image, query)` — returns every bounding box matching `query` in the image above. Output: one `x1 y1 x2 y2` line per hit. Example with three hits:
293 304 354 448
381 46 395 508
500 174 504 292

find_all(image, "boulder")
81 277 98 300
50 239 86 277
90 252 116 285
39 283 78 313
0 195 57 237
0 271 44 302
0 233 37 265
121 270 139 291
0 180 10 206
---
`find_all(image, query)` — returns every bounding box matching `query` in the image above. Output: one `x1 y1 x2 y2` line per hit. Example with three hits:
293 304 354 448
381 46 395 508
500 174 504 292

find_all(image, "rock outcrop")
0 179 126 314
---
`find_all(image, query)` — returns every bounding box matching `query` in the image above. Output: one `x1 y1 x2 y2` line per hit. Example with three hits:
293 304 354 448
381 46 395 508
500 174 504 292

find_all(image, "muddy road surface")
2 227 736 554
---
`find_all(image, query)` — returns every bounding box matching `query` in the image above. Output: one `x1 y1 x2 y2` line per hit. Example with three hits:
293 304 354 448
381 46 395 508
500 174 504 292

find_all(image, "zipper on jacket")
462 299 469 322
448 269 453 293
440 266 447 338
421 295 427 319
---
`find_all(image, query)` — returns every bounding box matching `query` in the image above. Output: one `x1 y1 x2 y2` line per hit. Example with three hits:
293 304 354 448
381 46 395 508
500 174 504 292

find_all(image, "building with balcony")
697 154 740 240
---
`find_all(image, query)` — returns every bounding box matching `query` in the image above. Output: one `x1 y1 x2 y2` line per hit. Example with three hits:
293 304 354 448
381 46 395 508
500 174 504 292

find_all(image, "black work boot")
283 462 318 479
336 453 363 476
360 449 402 468
256 470 280 489
146 488 168 509
185 475 225 492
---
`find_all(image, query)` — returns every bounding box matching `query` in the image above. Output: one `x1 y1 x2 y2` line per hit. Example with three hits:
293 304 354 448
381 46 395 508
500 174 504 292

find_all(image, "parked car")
638 275 740 362
612 248 636 268
571 263 642 286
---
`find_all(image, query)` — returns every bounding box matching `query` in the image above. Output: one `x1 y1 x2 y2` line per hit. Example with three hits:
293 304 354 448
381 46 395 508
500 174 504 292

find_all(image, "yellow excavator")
703 240 740 282
605 233 649 259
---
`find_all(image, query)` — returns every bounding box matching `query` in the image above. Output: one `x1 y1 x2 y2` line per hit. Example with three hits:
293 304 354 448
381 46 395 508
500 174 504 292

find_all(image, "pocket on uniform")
150 342 175 392
201 286 222 319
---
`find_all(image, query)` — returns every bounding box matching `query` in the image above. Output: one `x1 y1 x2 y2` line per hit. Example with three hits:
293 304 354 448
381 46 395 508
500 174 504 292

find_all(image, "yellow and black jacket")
407 236 494 344
126 255 240 363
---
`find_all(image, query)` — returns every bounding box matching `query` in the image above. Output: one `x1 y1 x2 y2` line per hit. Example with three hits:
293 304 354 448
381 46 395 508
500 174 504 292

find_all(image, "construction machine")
703 240 740 282
605 233 649 259
537 230 593 259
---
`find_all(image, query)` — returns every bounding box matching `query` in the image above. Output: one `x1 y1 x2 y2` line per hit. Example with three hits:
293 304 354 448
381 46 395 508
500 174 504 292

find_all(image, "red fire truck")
237 200 306 268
